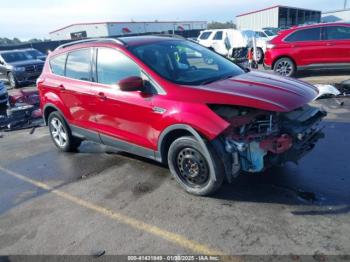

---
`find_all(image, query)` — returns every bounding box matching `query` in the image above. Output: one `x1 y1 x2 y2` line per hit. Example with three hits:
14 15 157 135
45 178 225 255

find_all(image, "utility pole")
345 0 348 9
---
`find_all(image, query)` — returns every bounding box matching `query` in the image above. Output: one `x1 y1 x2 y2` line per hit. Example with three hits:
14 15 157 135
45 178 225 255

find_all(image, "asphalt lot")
0 70 350 257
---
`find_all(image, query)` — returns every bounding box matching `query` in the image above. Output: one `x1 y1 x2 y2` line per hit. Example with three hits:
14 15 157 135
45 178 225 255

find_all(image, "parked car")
264 23 350 77
0 81 8 106
23 48 47 61
39 36 326 196
0 50 44 88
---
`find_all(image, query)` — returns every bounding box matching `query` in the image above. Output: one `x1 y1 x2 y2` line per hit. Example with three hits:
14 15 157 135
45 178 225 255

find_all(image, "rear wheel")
256 48 264 64
48 112 81 152
273 57 296 77
168 136 224 196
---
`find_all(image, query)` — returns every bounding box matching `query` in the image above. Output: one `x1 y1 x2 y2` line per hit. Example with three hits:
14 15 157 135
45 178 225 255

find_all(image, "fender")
42 103 67 125
157 124 220 182
41 92 72 124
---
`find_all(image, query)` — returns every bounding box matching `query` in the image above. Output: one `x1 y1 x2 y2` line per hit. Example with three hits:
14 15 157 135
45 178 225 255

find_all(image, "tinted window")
213 31 223 40
65 49 91 81
285 28 321 42
129 40 244 85
199 32 212 40
96 48 141 85
1 51 31 62
50 54 66 76
325 26 350 40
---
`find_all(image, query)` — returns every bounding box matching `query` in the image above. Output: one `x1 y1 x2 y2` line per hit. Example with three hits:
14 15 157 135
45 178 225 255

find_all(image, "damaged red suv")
38 36 326 195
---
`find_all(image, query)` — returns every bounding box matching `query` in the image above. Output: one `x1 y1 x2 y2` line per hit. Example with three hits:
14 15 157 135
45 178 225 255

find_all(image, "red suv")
38 36 326 195
264 23 350 77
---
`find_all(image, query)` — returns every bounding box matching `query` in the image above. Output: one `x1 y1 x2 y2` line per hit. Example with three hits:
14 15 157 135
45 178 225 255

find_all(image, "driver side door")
91 47 162 155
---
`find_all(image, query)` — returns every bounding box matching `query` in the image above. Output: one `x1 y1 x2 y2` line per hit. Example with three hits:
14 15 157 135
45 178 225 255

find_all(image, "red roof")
49 21 207 34
236 5 321 17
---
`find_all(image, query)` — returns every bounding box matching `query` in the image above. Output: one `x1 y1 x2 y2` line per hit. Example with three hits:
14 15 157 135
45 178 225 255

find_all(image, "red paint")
264 23 350 69
260 134 293 154
39 37 318 151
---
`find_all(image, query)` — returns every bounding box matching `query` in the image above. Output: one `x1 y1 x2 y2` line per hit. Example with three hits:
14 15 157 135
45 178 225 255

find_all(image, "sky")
0 0 344 39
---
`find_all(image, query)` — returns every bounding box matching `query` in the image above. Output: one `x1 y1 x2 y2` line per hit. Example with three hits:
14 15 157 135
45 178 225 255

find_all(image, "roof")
49 21 207 34
236 5 321 17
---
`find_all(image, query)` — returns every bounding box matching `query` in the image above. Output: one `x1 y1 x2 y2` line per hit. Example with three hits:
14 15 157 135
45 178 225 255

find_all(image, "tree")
207 21 236 29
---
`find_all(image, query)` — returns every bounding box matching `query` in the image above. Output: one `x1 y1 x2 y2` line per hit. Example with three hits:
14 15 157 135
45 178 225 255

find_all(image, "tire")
48 111 81 152
256 48 264 64
7 72 18 89
168 136 224 196
273 57 296 77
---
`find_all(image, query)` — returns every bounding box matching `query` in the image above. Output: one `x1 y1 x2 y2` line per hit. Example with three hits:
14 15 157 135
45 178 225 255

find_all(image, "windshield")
264 30 276 36
128 40 244 85
25 49 44 58
1 51 33 63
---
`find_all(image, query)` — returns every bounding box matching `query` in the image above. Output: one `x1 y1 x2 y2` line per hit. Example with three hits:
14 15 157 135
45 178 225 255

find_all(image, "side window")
213 31 223 40
325 26 350 40
65 49 91 81
285 28 321 42
49 53 66 76
96 48 141 85
199 32 212 40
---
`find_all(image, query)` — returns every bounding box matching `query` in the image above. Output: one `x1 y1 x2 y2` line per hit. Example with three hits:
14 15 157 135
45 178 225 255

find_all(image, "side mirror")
118 76 143 92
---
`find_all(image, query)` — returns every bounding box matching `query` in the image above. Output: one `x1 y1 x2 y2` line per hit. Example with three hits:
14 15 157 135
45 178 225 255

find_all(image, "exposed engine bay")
210 104 327 180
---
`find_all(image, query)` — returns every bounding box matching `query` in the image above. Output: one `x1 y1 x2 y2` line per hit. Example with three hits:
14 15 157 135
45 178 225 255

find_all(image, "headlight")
14 67 25 72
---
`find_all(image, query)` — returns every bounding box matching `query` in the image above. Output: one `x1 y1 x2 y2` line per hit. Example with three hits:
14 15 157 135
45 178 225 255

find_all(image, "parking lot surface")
1 74 350 256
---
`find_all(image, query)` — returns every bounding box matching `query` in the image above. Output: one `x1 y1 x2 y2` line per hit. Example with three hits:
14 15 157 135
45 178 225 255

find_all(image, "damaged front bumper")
210 104 326 182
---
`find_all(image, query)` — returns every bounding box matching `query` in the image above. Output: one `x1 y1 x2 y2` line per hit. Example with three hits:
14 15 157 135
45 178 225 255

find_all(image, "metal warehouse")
236 5 321 30
49 21 207 40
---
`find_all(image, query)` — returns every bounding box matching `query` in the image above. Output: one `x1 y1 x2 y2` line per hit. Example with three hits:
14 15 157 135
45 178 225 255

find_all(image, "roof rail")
55 38 125 50
151 33 185 39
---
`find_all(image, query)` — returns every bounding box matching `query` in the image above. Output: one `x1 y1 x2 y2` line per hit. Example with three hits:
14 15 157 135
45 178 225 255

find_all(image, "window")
213 31 223 40
285 28 321 42
96 48 141 85
128 40 244 86
199 31 212 40
325 26 350 40
50 54 66 76
65 49 91 81
255 32 266 38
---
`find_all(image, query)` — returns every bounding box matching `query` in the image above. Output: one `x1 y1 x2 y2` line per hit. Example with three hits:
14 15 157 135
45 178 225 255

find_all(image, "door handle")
98 92 107 100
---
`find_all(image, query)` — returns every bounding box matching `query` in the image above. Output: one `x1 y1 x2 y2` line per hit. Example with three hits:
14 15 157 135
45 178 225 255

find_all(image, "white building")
236 6 321 30
49 21 207 40
322 9 350 22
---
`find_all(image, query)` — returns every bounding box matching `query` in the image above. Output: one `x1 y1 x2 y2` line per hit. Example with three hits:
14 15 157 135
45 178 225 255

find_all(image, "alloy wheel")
50 117 67 148
275 60 293 76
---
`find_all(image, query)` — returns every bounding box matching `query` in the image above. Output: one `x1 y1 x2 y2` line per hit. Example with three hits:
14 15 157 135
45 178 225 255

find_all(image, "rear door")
284 27 324 66
323 25 350 63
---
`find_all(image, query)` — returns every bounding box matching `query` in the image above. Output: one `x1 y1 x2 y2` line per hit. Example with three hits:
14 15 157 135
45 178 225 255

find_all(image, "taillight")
266 41 275 49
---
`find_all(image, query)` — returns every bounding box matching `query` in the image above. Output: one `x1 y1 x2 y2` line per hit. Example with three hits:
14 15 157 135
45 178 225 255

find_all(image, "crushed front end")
210 104 327 181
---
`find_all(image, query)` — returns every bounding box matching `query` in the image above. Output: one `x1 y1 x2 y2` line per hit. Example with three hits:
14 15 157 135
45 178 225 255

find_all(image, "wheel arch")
43 103 66 125
157 124 210 165
272 55 297 70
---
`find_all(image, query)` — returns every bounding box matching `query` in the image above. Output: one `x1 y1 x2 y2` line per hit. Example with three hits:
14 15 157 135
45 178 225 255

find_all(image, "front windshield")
1 51 32 62
25 50 43 59
264 30 276 37
128 40 244 85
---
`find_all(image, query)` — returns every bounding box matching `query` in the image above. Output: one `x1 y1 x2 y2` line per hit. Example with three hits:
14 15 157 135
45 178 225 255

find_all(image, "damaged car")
39 36 326 196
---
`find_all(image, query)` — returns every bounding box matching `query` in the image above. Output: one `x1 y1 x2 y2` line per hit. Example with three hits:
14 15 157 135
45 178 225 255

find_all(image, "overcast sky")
0 0 344 39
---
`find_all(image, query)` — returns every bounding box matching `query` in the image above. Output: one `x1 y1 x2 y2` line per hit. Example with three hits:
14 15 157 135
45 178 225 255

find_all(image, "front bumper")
13 71 41 84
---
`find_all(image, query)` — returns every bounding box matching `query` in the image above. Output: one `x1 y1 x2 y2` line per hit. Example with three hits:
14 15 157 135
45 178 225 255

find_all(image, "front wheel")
7 72 18 89
273 57 296 77
168 136 224 196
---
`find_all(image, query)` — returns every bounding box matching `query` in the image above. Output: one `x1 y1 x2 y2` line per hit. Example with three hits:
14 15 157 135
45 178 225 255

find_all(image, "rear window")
65 49 91 81
325 26 350 40
199 32 212 40
285 27 321 42
50 54 66 76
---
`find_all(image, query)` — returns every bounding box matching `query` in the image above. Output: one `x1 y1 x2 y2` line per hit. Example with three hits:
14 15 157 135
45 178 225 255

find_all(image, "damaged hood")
201 71 318 112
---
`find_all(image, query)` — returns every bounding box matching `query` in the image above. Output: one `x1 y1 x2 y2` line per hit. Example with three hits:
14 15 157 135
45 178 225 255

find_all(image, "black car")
0 50 44 88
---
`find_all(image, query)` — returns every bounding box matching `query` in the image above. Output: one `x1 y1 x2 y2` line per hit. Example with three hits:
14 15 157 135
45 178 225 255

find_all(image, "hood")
201 71 318 112
8 60 44 67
